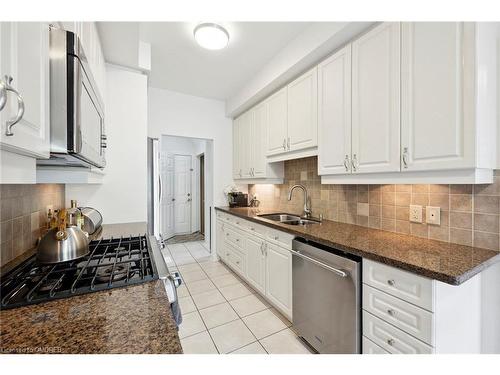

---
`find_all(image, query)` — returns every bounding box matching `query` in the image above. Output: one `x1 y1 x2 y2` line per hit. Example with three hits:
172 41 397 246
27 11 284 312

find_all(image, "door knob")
187 193 191 197
172 198 175 201
187 198 192 202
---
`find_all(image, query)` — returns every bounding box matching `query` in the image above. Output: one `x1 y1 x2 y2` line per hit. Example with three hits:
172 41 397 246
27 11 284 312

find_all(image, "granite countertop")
216 207 500 285
0 221 183 354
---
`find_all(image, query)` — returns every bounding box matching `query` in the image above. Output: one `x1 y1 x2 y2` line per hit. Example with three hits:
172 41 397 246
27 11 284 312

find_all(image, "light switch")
409 205 423 223
426 206 441 225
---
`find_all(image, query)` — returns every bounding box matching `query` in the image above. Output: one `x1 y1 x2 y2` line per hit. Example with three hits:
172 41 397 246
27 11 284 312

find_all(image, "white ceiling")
98 22 311 100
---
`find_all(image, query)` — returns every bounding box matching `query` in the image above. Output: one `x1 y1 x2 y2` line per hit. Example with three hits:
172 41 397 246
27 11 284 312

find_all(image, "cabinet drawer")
363 259 433 311
363 284 433 345
362 336 390 354
226 244 245 275
224 226 244 248
267 228 293 248
216 211 226 220
242 220 268 237
363 311 433 354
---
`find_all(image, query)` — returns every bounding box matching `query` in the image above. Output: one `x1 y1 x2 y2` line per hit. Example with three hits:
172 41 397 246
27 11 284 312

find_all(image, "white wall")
66 65 148 224
149 88 235 250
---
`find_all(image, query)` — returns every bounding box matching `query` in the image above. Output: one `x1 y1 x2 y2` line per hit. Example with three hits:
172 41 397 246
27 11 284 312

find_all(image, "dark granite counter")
0 221 182 354
216 207 500 285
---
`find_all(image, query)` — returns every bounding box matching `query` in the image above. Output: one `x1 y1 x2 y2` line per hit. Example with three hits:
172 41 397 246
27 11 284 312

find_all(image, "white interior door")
174 154 192 235
161 152 175 239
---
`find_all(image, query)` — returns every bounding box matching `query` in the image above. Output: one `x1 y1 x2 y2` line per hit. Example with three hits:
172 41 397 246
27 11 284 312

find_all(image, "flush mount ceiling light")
193 23 229 50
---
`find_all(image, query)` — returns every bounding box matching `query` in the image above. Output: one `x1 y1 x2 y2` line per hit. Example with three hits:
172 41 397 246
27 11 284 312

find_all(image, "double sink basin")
257 213 320 226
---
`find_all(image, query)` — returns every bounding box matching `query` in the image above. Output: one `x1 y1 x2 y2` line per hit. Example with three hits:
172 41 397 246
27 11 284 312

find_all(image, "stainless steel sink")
257 213 320 226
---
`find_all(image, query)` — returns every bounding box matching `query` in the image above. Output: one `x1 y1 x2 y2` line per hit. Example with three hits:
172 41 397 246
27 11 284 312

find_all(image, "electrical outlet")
409 205 423 223
426 206 441 225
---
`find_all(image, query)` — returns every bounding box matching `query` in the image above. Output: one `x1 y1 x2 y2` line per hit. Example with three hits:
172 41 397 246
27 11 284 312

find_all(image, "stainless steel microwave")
42 27 106 168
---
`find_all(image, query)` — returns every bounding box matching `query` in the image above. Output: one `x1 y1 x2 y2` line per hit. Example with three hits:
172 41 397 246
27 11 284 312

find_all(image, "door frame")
199 153 205 235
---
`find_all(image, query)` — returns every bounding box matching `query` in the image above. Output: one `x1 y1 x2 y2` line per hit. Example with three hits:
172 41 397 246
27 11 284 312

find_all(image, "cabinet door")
266 87 288 156
0 22 50 158
265 242 292 318
252 101 268 178
216 221 226 262
401 22 474 171
351 22 400 174
240 111 253 178
287 66 318 151
318 45 352 175
245 234 266 294
232 116 242 178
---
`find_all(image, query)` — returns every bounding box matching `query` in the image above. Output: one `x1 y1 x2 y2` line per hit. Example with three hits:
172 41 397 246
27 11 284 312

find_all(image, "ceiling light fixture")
193 23 229 50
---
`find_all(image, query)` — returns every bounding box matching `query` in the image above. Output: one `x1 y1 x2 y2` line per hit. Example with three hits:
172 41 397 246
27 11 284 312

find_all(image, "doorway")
160 135 213 253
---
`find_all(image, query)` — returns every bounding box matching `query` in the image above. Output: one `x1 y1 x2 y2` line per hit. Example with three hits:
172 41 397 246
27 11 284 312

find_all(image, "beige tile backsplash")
249 157 500 251
0 184 65 267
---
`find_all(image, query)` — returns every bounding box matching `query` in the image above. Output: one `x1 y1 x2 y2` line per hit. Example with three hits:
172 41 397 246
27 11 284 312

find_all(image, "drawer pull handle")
226 253 230 256
387 338 395 346
236 261 240 265
226 233 229 236
236 239 239 242
387 279 395 286
387 309 396 317
250 228 255 231
274 236 279 240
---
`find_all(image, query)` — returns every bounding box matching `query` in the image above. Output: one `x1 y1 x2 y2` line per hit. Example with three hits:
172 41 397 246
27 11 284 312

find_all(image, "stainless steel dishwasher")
292 238 361 354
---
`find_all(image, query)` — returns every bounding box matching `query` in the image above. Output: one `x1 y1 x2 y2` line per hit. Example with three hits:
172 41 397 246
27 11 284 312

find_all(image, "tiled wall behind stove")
0 184 65 267
249 157 500 251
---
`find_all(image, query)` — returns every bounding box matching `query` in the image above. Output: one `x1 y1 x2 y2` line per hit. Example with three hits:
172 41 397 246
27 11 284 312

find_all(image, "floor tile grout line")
177 239 305 354
175 243 220 354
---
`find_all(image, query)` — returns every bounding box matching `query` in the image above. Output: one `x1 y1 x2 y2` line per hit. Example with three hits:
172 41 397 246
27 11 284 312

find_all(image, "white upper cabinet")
252 100 268 178
240 111 252 179
0 22 50 159
232 115 242 179
318 44 352 175
401 22 474 171
351 22 401 174
319 22 496 184
287 66 318 152
233 94 284 183
266 87 288 156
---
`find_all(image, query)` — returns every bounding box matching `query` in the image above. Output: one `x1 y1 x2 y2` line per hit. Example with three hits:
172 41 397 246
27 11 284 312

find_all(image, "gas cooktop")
0 235 158 310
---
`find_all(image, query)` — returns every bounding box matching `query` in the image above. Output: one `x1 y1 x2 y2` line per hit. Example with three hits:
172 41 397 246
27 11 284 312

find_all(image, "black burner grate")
0 235 158 310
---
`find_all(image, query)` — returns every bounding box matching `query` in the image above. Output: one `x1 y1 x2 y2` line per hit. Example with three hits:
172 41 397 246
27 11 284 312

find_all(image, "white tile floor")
161 240 313 354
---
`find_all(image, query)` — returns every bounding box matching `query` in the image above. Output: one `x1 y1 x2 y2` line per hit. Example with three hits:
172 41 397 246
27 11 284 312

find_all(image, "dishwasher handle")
291 249 348 278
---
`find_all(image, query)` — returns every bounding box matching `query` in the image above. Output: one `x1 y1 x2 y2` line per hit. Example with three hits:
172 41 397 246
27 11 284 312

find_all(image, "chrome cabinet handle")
351 154 359 172
402 147 409 169
387 309 396 317
0 78 7 112
287 137 290 150
3 76 25 136
387 338 395 346
387 279 395 286
239 169 242 177
282 138 286 150
343 155 350 172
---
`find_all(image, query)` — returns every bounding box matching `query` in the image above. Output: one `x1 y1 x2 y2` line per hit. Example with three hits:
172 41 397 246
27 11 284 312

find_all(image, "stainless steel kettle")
37 209 90 264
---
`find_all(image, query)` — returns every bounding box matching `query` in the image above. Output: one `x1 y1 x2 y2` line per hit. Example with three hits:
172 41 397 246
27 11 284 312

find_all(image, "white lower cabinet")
362 336 390 354
216 212 293 320
264 242 293 318
245 234 266 294
362 259 483 354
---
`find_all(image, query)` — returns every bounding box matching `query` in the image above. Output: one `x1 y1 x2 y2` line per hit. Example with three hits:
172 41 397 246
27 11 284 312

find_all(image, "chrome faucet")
288 184 311 218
